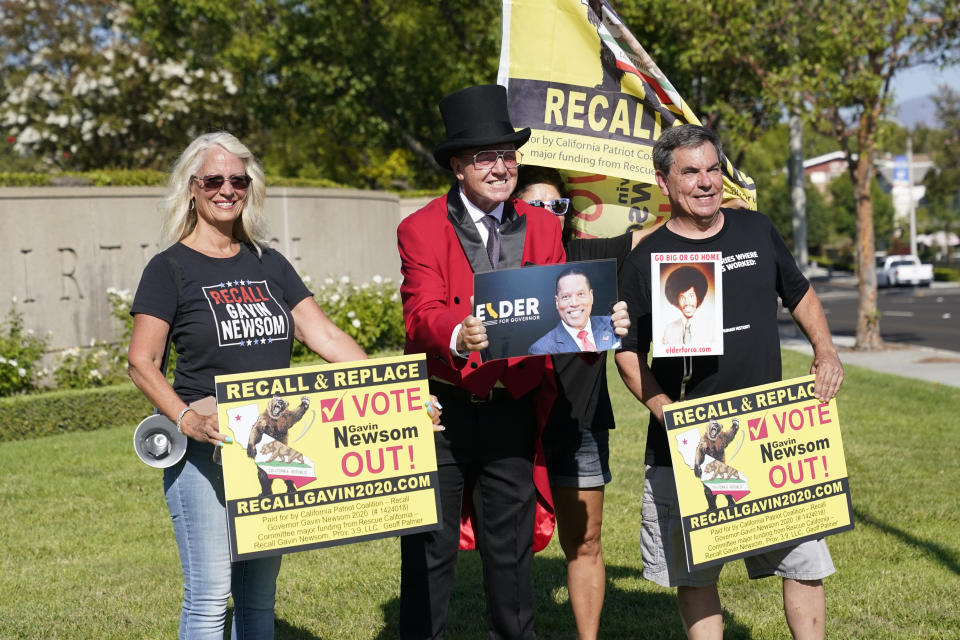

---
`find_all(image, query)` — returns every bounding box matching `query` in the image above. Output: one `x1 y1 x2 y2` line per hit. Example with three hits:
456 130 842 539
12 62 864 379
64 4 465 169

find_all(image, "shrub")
0 302 49 396
305 274 405 359
265 175 345 188
933 266 960 282
0 172 52 187
52 288 136 390
52 340 128 389
0 382 151 441
106 287 135 341
104 286 176 379
64 169 167 186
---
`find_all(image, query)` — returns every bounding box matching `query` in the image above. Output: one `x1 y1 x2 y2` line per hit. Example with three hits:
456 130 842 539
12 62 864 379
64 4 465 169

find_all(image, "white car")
876 255 934 287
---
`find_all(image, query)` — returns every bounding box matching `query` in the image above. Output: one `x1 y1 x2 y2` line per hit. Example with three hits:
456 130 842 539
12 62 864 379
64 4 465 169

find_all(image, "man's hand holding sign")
474 260 630 360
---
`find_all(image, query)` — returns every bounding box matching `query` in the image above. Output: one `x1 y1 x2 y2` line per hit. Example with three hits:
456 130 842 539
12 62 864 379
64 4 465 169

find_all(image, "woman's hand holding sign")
178 410 231 446
426 396 445 432
611 300 630 336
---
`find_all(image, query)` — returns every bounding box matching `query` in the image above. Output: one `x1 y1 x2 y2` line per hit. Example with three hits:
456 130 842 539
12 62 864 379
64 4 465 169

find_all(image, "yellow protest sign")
499 0 757 238
663 375 853 570
214 354 439 561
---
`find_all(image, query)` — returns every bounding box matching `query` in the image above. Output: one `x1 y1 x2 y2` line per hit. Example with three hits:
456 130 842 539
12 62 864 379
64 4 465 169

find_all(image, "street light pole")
789 96 808 272
907 132 917 257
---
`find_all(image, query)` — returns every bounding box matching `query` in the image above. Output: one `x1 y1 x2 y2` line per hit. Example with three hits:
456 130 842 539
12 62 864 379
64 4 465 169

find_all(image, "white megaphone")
134 414 188 468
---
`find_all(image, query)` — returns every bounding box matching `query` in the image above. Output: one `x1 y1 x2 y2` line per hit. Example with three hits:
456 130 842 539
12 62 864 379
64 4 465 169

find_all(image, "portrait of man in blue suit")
528 266 621 355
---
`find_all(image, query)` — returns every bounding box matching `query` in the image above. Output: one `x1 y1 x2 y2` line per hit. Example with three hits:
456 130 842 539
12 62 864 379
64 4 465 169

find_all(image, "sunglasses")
192 173 252 191
527 198 570 215
464 149 523 170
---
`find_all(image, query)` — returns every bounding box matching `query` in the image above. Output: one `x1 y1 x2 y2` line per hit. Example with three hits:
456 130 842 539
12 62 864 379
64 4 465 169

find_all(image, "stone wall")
0 187 415 351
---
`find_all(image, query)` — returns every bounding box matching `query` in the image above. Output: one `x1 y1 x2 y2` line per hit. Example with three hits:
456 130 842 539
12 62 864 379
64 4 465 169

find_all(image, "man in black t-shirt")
616 125 844 640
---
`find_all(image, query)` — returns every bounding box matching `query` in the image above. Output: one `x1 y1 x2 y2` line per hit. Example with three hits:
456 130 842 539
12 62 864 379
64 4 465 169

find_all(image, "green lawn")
1 350 958 639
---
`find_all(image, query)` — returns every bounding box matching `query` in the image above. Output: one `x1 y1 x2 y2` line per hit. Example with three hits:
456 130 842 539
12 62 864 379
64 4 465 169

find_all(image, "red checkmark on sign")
748 417 768 441
319 395 345 422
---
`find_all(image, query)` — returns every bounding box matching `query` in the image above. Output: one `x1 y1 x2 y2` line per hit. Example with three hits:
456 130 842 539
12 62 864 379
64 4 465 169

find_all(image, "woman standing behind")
514 166 648 640
127 132 368 639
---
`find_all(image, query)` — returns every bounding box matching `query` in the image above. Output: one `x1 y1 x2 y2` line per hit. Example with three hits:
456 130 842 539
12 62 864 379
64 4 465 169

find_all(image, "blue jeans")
164 443 282 639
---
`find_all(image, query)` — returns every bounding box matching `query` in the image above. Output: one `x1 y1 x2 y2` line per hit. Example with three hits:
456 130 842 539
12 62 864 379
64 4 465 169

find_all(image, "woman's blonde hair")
160 132 269 256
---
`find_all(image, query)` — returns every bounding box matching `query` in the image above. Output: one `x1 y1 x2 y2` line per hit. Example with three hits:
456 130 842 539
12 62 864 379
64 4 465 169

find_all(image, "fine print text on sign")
663 375 854 570
215 354 440 562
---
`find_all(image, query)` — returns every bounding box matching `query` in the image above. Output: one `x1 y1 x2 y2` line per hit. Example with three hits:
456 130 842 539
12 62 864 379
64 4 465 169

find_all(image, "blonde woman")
127 132 368 639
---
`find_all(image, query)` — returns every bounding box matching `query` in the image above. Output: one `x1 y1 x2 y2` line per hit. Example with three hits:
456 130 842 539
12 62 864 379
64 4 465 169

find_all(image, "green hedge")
0 170 446 193
67 169 168 186
0 172 53 187
0 170 348 188
934 266 960 282
0 383 152 442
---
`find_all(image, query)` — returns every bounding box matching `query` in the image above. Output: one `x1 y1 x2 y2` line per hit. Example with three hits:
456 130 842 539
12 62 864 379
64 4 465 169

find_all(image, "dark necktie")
480 214 500 269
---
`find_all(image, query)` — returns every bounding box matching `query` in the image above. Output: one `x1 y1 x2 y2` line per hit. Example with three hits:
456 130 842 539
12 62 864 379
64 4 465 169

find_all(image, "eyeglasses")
527 198 570 215
192 174 252 191
464 149 522 170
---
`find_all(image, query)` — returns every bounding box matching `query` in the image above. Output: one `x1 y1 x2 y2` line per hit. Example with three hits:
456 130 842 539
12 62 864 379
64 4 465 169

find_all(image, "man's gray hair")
652 124 724 175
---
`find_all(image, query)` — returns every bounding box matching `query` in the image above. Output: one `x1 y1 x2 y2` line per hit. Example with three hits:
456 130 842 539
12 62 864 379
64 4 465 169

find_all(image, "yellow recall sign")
562 170 671 240
499 0 757 240
214 354 440 561
663 375 853 570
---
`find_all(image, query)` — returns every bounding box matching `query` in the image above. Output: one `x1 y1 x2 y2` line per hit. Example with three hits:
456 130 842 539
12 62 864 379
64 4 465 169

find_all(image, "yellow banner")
499 0 757 238
215 354 440 561
663 375 853 570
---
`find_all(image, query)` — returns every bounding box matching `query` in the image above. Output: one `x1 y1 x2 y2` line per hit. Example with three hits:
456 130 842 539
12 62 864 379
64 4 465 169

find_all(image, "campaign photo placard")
663 375 854 571
473 259 620 360
214 354 440 562
651 252 724 358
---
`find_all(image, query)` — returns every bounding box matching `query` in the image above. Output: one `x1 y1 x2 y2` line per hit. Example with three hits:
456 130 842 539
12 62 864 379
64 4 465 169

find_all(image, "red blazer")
398 186 565 551
398 188 565 398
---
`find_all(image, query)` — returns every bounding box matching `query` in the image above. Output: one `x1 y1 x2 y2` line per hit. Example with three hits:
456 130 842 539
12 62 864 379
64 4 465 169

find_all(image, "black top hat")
433 84 531 168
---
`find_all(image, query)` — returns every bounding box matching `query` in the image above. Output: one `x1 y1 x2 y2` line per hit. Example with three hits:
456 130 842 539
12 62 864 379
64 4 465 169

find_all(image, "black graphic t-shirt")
619 210 809 466
131 243 312 403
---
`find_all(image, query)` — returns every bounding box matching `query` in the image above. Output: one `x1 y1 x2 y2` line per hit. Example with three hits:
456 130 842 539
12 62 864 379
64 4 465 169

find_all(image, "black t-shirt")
619 211 809 465
548 232 633 433
131 243 312 403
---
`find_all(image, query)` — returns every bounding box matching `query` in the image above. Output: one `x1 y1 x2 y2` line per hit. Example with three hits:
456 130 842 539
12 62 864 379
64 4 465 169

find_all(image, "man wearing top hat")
396 84 572 639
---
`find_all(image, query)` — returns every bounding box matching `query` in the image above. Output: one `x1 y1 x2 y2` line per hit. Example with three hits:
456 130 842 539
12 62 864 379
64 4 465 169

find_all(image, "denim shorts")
641 465 835 587
542 425 612 488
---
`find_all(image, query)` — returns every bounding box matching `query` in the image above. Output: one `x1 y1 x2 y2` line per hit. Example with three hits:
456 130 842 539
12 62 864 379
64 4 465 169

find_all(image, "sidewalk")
780 334 960 389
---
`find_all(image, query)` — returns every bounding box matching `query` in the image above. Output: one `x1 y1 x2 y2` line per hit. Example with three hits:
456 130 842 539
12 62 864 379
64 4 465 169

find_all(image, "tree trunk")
853 153 882 350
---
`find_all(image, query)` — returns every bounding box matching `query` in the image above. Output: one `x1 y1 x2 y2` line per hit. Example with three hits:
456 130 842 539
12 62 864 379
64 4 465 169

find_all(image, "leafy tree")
0 0 248 171
785 1 960 349
616 1 785 166
755 173 832 255
826 174 895 249
643 0 959 348
126 0 502 188
921 86 960 261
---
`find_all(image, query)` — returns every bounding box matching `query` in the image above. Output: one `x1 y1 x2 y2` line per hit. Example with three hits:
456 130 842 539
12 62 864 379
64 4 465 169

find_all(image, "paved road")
779 279 960 352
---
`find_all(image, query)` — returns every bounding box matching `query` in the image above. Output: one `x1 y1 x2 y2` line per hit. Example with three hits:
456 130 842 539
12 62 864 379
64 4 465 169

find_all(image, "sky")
889 64 960 126
891 64 960 103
